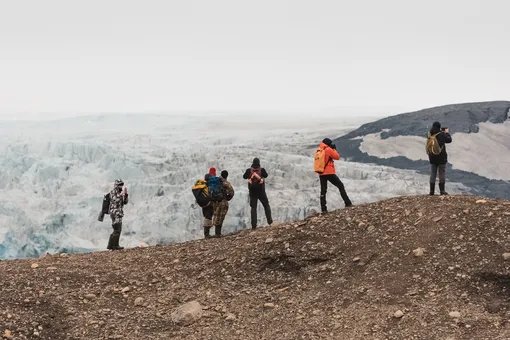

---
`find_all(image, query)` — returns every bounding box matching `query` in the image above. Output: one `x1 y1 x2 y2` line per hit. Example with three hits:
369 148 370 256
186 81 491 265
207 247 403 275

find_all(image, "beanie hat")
208 167 216 176
221 170 228 179
433 121 441 129
252 158 260 167
322 138 332 146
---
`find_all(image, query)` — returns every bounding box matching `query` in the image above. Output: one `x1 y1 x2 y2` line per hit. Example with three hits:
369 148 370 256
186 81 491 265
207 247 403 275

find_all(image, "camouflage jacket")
109 188 128 218
221 178 234 201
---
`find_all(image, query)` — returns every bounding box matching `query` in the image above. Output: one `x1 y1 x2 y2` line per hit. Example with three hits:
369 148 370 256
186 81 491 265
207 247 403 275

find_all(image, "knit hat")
208 167 216 176
433 121 441 129
252 158 260 167
221 170 228 179
322 138 332 146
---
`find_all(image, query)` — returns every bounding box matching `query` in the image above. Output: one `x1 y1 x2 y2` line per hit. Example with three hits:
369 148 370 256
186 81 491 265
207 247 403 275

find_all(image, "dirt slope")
1 195 510 340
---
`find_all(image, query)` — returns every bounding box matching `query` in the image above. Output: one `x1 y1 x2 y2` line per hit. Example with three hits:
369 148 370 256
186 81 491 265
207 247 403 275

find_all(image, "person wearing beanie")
210 170 235 237
315 138 352 213
427 121 452 195
243 157 272 229
106 179 129 250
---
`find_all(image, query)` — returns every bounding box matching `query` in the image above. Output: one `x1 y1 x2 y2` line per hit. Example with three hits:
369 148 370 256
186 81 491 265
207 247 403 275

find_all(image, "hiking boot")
439 183 448 195
429 183 435 195
345 201 353 208
107 234 115 250
204 226 212 238
214 225 222 237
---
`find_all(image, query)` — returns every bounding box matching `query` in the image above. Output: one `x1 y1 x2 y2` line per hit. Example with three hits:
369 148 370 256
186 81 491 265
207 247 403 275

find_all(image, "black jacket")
428 126 452 165
243 165 268 194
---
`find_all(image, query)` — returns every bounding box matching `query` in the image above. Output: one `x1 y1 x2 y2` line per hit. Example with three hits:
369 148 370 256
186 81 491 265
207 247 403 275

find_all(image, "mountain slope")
333 101 510 199
1 195 510 340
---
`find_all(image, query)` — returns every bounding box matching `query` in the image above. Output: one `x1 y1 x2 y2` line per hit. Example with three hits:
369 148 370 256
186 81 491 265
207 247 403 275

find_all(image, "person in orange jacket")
317 138 352 213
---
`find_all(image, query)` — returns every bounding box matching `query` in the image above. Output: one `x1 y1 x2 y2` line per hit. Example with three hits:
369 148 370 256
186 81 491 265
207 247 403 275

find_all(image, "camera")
330 144 336 150
441 127 449 132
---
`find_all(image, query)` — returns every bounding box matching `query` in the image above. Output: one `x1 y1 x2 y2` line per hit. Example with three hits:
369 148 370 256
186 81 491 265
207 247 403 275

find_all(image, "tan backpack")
425 132 442 155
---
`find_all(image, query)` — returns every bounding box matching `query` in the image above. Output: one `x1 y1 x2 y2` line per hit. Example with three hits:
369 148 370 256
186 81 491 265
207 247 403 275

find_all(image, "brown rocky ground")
2 194 510 340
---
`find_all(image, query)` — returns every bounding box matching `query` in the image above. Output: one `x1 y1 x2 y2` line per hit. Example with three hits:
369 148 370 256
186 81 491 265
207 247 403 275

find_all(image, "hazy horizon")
1 0 509 120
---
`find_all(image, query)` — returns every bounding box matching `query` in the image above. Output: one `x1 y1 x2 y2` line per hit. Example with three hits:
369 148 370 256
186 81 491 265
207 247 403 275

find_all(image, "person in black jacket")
243 158 272 229
428 121 452 195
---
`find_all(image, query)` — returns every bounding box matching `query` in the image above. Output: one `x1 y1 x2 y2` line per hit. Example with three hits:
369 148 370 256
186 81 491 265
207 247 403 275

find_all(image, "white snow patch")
360 132 428 161
357 121 510 181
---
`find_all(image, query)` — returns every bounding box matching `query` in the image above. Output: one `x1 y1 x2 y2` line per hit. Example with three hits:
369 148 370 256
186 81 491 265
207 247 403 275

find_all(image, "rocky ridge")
333 101 510 200
1 195 510 339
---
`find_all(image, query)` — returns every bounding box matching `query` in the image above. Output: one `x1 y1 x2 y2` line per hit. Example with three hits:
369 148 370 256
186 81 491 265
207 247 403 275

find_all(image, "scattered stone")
59 253 69 258
487 302 503 314
225 313 236 321
462 209 469 214
502 253 510 261
47 267 57 271
171 301 203 325
264 303 276 309
367 225 376 233
134 297 145 306
84 294 97 300
31 263 39 269
449 311 461 318
265 238 274 244
413 247 425 257
394 310 404 318
433 216 443 222
352 257 361 263
475 199 487 204
121 287 131 293
3 330 13 339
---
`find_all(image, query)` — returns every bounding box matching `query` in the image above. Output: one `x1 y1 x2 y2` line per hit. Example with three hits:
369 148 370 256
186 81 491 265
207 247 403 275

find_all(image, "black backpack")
102 193 111 214
98 193 110 222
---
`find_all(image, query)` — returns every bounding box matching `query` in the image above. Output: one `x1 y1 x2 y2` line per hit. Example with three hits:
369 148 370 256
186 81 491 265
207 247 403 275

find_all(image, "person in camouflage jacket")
107 179 129 250
212 170 234 237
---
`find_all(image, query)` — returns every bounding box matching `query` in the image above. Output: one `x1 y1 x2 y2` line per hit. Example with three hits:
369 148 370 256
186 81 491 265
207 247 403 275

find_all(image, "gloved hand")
330 144 336 150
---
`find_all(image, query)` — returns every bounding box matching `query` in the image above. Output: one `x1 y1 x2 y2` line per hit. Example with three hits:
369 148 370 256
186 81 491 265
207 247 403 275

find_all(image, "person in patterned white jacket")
107 179 129 250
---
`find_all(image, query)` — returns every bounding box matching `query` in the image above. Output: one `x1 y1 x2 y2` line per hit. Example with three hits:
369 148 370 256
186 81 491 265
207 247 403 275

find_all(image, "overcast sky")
0 0 508 119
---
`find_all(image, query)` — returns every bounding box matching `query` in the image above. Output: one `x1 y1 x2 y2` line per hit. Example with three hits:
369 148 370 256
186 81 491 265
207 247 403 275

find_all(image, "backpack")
248 168 264 186
98 192 111 222
102 193 111 214
207 176 224 201
223 180 235 201
426 132 442 155
314 146 331 174
192 179 211 207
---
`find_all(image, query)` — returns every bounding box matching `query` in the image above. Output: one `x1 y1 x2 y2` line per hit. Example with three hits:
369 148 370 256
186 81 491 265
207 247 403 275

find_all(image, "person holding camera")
427 121 452 195
107 179 129 250
316 138 352 213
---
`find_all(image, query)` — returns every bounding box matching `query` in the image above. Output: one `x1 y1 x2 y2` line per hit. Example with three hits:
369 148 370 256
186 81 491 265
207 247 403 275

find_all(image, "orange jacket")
319 142 339 176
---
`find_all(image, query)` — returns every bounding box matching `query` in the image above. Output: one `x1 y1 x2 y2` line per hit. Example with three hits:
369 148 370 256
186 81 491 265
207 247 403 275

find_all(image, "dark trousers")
250 191 272 228
112 222 122 236
320 174 352 212
430 164 446 184
107 219 123 249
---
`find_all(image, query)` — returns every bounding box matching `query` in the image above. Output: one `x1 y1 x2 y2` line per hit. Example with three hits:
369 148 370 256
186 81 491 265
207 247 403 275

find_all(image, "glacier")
0 113 471 259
